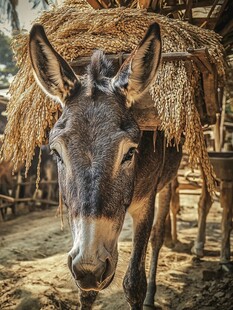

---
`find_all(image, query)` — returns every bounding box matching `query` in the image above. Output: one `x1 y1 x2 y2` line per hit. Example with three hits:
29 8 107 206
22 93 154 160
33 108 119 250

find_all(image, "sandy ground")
0 193 233 310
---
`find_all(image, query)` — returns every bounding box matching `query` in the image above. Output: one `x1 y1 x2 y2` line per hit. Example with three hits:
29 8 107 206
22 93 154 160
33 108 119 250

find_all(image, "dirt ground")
1 193 233 310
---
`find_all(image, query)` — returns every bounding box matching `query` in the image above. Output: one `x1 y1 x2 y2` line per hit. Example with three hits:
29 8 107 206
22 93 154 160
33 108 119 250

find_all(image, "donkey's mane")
87 50 114 95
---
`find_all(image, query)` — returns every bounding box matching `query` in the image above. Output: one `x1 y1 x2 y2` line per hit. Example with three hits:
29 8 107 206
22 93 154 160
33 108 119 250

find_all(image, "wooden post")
183 0 193 23
220 91 226 150
220 181 233 264
12 171 22 215
214 113 221 151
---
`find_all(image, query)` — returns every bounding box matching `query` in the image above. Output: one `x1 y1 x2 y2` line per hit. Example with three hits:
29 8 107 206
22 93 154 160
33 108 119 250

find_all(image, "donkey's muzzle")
68 255 114 291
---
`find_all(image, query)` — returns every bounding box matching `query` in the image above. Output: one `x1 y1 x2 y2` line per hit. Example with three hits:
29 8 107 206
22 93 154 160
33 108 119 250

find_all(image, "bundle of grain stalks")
0 0 226 193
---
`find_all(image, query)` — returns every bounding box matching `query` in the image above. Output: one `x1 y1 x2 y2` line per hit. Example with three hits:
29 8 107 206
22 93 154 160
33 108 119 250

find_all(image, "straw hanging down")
0 0 226 194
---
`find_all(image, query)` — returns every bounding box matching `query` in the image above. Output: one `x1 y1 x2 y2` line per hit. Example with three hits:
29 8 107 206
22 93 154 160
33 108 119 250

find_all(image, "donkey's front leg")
144 183 171 309
124 195 156 310
79 289 98 310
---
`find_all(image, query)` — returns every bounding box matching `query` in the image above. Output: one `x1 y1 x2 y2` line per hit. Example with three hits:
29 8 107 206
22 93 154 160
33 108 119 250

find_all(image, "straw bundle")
0 0 226 193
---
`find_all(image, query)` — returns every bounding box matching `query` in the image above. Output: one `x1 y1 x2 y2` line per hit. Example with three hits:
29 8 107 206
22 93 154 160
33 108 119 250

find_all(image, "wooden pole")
214 113 221 151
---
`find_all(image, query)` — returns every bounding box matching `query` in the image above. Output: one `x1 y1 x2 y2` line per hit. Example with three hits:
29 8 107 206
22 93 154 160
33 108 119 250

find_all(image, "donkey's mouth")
76 272 115 292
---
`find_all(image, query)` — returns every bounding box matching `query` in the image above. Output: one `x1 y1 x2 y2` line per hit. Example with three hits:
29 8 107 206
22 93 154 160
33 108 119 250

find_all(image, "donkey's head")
29 23 161 291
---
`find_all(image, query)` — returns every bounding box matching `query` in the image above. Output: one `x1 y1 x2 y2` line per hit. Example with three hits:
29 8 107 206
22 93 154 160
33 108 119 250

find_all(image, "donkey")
28 22 182 309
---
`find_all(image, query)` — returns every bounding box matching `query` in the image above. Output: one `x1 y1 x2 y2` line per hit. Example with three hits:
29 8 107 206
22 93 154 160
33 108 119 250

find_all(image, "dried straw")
0 0 226 193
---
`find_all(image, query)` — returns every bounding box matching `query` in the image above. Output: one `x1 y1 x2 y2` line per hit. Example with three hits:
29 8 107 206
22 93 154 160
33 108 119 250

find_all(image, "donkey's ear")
112 22 161 105
29 24 80 106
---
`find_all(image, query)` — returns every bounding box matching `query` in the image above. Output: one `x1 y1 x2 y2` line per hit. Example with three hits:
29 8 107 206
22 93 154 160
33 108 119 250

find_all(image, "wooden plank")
224 122 233 128
219 91 226 149
179 190 202 195
203 50 219 121
18 180 58 186
0 202 14 210
202 70 219 124
191 18 217 28
220 180 233 262
138 0 151 9
178 183 202 190
151 0 159 11
86 0 103 9
70 51 199 68
162 51 194 61
183 0 193 23
160 0 216 14
187 48 219 124
220 18 233 37
98 0 110 8
2 197 59 205
132 107 160 130
200 0 220 28
70 49 220 68
33 199 58 206
187 48 213 73
214 0 229 30
214 113 221 151
0 194 15 202
12 198 32 202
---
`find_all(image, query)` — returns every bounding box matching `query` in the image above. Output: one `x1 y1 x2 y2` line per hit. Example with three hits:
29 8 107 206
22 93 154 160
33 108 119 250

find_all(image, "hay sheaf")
1 0 225 193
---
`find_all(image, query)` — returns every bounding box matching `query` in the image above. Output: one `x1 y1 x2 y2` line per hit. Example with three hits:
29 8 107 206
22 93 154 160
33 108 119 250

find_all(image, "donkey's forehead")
49 51 140 144
50 90 140 145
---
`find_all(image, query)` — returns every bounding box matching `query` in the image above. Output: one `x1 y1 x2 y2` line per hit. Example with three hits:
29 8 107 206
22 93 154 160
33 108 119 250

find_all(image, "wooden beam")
0 194 14 202
219 91 226 150
224 122 233 128
151 0 159 11
183 0 193 23
220 18 233 37
160 0 217 14
85 0 103 9
98 0 111 8
200 0 220 29
187 48 219 124
138 0 151 9
187 48 213 73
33 199 58 206
132 107 160 130
189 17 218 29
70 50 205 68
18 180 58 186
214 0 229 30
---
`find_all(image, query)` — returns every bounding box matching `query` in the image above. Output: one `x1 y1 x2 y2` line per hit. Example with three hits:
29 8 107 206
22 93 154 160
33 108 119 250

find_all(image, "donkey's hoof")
220 262 233 273
143 302 163 310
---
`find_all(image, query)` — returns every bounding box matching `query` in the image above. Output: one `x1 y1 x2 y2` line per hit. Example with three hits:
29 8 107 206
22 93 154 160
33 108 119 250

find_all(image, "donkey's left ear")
112 22 161 105
29 24 80 106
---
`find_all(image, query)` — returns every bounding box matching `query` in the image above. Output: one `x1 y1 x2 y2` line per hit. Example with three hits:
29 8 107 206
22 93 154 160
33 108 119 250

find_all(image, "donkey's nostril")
67 253 113 290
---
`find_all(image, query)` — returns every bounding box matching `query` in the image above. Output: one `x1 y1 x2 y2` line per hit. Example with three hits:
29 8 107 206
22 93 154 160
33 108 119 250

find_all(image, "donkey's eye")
50 149 63 164
121 147 137 164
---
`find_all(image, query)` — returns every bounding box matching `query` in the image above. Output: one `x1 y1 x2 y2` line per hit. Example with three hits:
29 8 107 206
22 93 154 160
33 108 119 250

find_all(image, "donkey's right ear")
29 24 80 107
